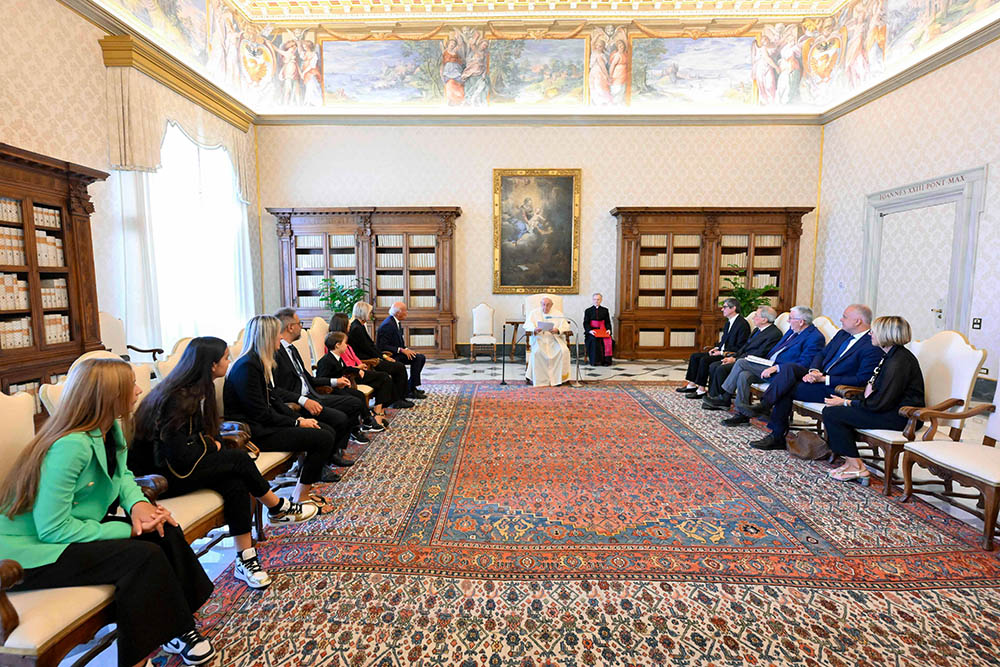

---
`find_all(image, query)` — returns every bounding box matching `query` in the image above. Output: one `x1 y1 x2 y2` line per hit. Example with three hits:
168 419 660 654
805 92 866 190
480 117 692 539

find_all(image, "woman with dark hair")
821 315 925 484
322 314 393 427
346 302 411 408
0 358 214 667
132 336 317 591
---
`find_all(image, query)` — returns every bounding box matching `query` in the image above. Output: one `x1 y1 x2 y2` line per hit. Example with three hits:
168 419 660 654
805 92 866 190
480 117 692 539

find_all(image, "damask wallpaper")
256 123 821 342
816 36 1000 376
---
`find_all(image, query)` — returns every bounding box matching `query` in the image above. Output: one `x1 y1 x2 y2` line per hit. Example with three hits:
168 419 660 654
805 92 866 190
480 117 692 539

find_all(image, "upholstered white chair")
470 303 497 362
309 317 330 363
70 351 153 407
812 315 839 343
292 333 314 371
38 383 65 416
98 311 163 361
902 380 1000 550
154 338 193 379
230 328 245 360
0 392 35 480
774 311 790 333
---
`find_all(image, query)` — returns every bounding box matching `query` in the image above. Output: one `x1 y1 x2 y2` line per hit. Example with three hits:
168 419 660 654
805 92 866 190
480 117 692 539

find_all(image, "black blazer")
271 342 333 403
317 352 360 380
583 305 612 335
349 319 380 359
734 324 782 358
718 316 751 353
376 316 405 355
858 345 924 414
223 352 298 438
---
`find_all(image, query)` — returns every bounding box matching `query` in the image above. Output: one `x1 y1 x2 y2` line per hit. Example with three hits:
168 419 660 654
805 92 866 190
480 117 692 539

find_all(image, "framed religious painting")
492 168 581 294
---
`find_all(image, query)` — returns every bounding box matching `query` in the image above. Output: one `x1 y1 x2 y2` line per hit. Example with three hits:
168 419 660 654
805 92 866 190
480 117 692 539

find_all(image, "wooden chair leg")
982 486 998 551
253 496 267 542
900 452 915 503
882 444 903 497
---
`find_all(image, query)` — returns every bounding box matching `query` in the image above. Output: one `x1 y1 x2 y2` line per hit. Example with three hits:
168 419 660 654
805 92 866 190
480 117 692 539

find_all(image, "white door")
875 202 955 341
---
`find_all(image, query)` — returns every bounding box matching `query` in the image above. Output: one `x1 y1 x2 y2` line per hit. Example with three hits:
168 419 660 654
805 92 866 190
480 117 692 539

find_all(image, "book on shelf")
754 234 783 247
640 234 668 247
670 296 698 308
0 316 33 349
410 252 436 269
721 253 748 269
671 254 700 269
43 314 70 344
7 380 42 413
753 255 782 269
639 253 667 268
328 252 356 268
721 234 749 246
39 277 69 308
409 234 436 247
409 274 436 290
0 197 22 224
297 275 323 291
376 234 404 247
376 253 404 269
638 330 665 347
32 206 62 230
1 227 27 265
297 296 322 308
669 331 697 347
409 296 436 308
377 275 405 290
637 295 666 308
295 234 323 249
328 234 354 248
375 295 396 308
35 231 65 267
638 274 667 289
671 275 698 289
1 273 30 310
409 334 436 347
673 234 701 247
295 254 324 269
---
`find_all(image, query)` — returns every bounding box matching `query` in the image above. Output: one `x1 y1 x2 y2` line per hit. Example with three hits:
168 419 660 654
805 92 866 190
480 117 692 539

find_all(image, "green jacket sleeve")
32 435 133 544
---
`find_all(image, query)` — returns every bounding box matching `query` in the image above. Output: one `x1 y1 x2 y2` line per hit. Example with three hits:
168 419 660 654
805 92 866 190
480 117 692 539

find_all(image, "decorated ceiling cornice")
76 0 1000 122
225 0 852 23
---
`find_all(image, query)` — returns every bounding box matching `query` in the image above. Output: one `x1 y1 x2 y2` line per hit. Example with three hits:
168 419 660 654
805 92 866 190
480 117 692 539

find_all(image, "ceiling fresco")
91 0 1000 114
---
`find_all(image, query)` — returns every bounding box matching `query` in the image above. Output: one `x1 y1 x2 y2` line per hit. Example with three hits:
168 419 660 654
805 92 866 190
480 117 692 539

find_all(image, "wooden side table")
505 319 524 361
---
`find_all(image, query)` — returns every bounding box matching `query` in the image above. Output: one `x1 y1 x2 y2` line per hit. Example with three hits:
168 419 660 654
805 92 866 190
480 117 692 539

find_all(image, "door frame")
860 166 987 335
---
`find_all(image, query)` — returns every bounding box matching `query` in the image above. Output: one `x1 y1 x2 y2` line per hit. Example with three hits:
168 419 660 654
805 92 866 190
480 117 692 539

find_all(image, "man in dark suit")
703 306 782 405
583 292 614 366
376 302 426 399
348 303 413 409
712 305 826 426
746 304 884 450
677 298 751 399
272 309 369 463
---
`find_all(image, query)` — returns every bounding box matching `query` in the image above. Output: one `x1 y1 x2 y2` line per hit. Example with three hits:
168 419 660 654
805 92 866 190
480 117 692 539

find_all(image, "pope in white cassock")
525 297 572 387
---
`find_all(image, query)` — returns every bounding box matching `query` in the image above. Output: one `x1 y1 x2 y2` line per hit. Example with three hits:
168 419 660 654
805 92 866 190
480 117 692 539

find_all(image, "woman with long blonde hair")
0 358 215 667
223 314 338 508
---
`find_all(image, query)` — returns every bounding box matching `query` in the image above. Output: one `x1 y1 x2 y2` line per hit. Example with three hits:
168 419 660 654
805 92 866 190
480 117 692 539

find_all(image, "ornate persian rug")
158 382 1000 666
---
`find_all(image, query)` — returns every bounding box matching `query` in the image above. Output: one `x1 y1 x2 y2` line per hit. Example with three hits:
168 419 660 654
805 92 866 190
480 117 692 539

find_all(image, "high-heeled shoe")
829 468 870 485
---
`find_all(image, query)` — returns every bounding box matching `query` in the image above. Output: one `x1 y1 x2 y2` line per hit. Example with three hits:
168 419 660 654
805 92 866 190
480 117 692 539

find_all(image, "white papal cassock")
525 307 571 387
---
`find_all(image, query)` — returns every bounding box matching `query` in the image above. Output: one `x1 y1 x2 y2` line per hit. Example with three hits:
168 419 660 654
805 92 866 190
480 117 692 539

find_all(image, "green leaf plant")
720 265 776 317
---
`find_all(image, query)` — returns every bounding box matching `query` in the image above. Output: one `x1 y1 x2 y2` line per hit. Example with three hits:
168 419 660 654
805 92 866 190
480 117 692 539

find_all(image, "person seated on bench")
743 304 884 451
677 298 750 399
348 301 412 409
225 315 341 504
318 326 392 428
821 315 925 484
701 306 782 410
0 358 215 667
131 336 318 591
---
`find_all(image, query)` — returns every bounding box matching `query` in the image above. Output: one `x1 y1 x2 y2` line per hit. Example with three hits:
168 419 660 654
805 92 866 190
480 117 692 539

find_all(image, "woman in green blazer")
0 358 214 667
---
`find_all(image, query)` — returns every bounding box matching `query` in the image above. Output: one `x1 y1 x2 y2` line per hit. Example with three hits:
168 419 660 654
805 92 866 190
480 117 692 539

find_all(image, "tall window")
146 123 254 347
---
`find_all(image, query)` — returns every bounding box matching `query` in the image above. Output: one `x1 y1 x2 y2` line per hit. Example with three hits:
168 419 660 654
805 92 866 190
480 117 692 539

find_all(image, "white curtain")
119 122 254 350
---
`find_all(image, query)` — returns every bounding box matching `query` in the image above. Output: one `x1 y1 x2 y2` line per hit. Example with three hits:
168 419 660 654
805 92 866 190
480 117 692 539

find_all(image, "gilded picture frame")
493 168 581 294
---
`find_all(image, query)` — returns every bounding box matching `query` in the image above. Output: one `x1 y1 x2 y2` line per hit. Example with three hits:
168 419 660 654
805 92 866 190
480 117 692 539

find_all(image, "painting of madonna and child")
493 170 581 294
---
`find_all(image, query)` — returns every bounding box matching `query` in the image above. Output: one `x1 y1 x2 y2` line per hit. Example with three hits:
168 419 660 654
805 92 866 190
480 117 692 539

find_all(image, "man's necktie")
289 346 315 395
824 336 853 373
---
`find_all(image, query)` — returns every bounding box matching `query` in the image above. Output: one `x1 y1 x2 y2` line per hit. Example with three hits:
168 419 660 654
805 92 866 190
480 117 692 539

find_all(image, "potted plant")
318 276 371 316
720 265 776 316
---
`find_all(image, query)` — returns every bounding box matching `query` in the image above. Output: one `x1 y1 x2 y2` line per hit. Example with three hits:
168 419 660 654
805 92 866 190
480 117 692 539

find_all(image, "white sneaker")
162 629 215 665
267 498 319 524
234 547 271 589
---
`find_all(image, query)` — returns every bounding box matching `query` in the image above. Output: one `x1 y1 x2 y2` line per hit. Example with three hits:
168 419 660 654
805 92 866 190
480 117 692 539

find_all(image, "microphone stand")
499 322 507 385
557 316 585 387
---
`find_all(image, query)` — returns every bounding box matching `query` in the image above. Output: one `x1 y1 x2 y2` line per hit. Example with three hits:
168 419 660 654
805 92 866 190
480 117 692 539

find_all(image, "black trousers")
392 352 426 392
373 358 408 403
358 368 393 408
585 334 612 366
707 360 736 398
761 363 835 440
254 425 337 484
685 352 717 386
13 523 213 667
822 405 909 458
165 448 271 536
297 400 351 451
329 387 371 422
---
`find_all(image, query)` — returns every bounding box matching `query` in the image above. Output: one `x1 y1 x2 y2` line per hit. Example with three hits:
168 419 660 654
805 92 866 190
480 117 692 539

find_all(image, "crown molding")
99 35 255 132
252 112 822 126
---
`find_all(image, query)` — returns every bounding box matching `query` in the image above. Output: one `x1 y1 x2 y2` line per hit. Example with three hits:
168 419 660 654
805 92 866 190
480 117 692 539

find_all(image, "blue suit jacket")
809 329 885 389
769 325 825 369
376 316 405 355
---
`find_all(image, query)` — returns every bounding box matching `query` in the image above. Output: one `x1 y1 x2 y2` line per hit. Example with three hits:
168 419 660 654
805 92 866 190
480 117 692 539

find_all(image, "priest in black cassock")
583 292 614 366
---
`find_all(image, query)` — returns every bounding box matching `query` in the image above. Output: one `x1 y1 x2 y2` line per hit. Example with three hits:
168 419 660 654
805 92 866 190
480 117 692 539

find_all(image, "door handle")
930 308 943 314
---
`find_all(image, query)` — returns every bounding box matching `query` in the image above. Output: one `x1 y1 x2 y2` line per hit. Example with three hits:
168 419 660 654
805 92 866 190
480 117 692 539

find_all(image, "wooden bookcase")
0 144 107 421
270 206 461 359
610 207 812 359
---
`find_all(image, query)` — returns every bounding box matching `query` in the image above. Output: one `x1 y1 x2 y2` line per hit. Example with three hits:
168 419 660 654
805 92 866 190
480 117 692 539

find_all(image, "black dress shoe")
349 430 369 444
675 386 698 393
722 414 751 427
701 400 730 411
746 402 771 417
410 389 427 399
361 420 385 433
684 391 708 399
750 434 786 450
320 467 342 483
330 452 355 467
393 399 415 409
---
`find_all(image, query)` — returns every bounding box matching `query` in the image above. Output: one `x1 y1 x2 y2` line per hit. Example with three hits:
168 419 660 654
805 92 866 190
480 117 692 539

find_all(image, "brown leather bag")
787 431 831 460
219 421 260 460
